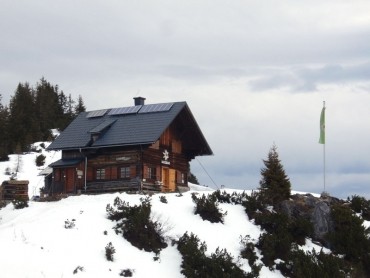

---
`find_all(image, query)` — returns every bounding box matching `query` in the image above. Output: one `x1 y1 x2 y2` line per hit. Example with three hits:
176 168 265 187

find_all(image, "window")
148 167 157 180
120 166 130 179
96 168 105 180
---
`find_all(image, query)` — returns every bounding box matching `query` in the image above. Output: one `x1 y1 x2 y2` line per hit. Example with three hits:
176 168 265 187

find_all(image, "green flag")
319 106 325 144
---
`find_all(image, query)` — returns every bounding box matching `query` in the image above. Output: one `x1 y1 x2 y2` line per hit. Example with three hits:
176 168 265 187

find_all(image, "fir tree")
8 83 39 152
35 77 63 140
74 95 86 115
259 144 291 206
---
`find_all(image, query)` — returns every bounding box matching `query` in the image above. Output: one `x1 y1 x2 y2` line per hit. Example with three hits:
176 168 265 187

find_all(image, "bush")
159 195 168 204
73 266 84 274
106 197 167 254
35 154 46 167
12 199 28 209
177 232 247 278
240 235 258 266
326 204 370 264
241 190 265 219
191 193 226 223
105 242 116 262
288 217 314 246
64 219 76 229
119 269 134 277
277 248 349 278
349 195 370 221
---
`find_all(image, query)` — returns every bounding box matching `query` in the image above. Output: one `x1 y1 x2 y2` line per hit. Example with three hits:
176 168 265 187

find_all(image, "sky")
1 0 370 198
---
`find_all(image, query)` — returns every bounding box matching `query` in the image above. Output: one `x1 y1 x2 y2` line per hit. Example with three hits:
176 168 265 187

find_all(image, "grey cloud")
248 62 370 92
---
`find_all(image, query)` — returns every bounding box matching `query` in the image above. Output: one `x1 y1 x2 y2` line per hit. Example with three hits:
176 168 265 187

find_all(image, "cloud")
248 62 370 92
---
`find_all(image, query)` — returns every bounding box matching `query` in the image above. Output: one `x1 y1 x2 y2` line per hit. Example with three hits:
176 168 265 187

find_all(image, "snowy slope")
0 145 369 278
0 142 61 197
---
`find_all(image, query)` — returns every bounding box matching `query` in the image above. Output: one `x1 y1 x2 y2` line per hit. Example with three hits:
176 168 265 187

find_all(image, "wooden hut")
45 97 213 195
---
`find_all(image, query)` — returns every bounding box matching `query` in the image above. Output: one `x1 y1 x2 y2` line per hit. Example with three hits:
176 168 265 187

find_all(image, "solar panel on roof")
108 105 141 116
138 103 174 114
86 109 109 118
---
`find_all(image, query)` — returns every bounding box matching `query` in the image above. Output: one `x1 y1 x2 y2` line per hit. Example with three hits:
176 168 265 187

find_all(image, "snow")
0 143 369 277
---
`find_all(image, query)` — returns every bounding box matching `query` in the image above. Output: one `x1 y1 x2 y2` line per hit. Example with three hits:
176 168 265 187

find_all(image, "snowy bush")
276 248 349 278
177 232 247 277
73 266 84 274
191 192 226 223
35 154 46 167
105 242 116 262
349 195 370 221
106 196 168 254
64 219 76 229
119 269 134 277
239 235 259 267
12 198 28 209
159 195 168 204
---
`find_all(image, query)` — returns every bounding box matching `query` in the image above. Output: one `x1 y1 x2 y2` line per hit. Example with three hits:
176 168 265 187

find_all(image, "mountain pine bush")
177 232 247 278
277 248 349 278
106 196 167 254
191 192 226 223
349 195 370 221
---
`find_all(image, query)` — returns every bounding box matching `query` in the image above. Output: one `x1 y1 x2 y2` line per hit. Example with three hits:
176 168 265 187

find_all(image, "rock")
312 201 332 239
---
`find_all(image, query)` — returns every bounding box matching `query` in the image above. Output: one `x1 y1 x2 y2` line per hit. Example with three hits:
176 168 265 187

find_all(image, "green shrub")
241 190 265 219
349 195 370 221
326 203 370 276
240 235 258 267
288 217 314 246
106 197 167 254
191 193 226 223
277 248 349 278
177 232 247 278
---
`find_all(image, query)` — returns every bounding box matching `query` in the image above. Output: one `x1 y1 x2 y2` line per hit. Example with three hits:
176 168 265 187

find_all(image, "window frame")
96 168 106 180
119 166 131 179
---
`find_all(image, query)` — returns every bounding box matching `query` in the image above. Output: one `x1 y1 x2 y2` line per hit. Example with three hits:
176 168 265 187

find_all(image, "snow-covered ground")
0 144 369 277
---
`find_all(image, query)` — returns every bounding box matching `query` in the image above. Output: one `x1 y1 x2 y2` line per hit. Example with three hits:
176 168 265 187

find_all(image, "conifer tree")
35 77 63 140
0 95 10 160
74 95 86 115
259 144 291 206
8 83 39 152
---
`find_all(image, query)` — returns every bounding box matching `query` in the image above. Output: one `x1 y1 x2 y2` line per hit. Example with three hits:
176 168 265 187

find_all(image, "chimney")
133 97 146 106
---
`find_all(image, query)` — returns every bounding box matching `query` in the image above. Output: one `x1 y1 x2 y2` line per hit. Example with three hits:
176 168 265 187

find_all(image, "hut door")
162 168 176 192
65 168 75 193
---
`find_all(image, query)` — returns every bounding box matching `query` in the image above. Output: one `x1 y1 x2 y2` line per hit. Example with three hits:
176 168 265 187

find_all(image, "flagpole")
323 101 326 193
